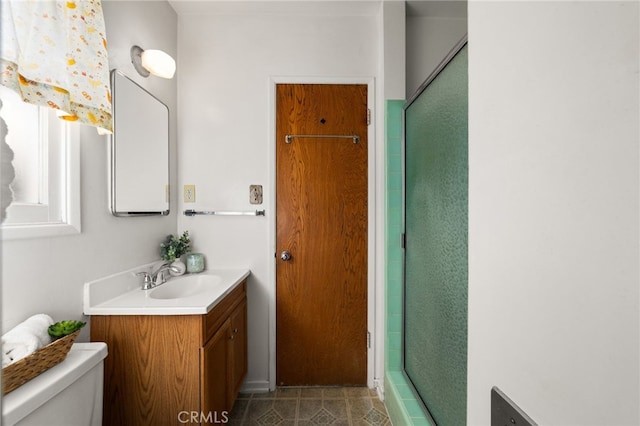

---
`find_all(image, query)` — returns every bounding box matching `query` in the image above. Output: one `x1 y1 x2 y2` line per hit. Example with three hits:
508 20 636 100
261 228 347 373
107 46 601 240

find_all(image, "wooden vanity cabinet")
91 280 247 426
229 298 247 401
200 297 247 415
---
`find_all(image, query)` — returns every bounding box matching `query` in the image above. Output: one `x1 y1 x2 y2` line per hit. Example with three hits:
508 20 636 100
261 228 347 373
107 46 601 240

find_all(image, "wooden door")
276 83 368 386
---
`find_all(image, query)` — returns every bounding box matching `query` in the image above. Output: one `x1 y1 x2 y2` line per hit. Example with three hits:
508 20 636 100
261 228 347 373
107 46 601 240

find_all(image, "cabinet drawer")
202 280 246 344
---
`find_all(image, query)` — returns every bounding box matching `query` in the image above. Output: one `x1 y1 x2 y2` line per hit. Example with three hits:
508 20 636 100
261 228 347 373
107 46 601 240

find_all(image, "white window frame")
1 108 81 240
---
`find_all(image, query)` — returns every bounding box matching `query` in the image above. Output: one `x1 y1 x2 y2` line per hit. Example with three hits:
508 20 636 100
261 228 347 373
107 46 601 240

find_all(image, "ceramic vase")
170 259 186 276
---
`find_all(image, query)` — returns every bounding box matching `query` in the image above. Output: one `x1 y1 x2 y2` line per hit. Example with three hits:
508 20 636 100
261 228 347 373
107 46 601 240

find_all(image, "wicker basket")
2 330 80 395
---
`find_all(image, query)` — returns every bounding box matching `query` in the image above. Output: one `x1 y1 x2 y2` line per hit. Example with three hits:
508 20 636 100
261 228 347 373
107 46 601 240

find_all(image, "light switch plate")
184 185 196 203
491 387 537 426
250 185 263 205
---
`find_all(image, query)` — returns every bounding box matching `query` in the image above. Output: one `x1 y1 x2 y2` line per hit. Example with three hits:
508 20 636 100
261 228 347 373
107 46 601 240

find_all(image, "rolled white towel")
2 314 54 366
2 347 12 367
19 314 54 347
3 335 40 364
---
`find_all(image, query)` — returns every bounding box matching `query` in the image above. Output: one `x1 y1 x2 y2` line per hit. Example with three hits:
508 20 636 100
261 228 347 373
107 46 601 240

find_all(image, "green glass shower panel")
404 44 468 426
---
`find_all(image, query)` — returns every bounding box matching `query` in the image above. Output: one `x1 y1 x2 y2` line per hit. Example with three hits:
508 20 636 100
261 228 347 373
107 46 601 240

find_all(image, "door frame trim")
268 76 376 390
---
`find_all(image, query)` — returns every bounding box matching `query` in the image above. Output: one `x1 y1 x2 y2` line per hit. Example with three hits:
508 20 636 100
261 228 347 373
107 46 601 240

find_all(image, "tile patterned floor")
228 387 392 425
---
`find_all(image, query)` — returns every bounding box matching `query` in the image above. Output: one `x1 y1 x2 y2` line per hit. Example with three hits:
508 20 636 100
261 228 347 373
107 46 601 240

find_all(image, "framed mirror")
110 70 169 216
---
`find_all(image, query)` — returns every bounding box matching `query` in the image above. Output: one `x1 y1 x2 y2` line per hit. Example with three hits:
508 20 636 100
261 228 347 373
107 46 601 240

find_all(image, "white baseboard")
374 378 385 401
241 380 271 394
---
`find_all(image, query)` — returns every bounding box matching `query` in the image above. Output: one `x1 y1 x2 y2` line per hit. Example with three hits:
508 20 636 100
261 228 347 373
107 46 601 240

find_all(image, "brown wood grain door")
276 83 368 386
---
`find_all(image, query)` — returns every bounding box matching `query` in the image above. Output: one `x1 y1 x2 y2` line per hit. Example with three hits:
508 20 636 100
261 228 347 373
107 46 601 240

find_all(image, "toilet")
2 342 108 426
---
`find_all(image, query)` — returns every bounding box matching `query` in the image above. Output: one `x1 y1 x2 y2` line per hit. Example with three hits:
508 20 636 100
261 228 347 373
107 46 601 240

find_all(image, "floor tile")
300 387 324 399
230 398 250 422
273 399 298 419
256 408 284 426
323 398 348 419
229 386 391 425
323 387 346 399
348 397 374 419
345 387 371 398
253 390 277 399
247 399 275 420
298 399 323 419
310 407 336 424
276 387 302 399
363 407 389 426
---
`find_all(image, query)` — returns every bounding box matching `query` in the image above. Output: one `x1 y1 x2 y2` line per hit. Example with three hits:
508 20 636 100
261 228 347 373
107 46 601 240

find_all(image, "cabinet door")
229 299 248 407
201 318 231 416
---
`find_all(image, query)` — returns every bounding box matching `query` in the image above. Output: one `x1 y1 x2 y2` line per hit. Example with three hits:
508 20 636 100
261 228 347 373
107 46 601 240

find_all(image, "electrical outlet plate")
250 185 263 205
184 185 196 203
491 387 537 426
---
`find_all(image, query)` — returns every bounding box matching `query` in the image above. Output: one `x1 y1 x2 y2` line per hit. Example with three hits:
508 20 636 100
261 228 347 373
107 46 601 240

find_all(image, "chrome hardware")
280 251 292 261
137 262 181 290
285 134 360 144
136 271 154 290
184 209 266 217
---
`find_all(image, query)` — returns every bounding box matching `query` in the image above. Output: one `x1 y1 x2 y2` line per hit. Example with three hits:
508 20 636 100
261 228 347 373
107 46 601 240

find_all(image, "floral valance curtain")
0 0 112 132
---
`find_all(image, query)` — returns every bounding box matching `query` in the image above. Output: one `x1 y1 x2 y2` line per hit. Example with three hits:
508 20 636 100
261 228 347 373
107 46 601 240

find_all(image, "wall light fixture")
130 45 176 79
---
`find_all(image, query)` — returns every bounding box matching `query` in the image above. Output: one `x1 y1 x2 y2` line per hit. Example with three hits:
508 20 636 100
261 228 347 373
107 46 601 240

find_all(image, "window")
0 85 80 240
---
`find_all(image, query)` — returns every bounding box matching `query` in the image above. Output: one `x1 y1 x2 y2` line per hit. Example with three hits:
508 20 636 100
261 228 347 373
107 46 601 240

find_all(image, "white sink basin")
149 274 222 299
83 267 250 315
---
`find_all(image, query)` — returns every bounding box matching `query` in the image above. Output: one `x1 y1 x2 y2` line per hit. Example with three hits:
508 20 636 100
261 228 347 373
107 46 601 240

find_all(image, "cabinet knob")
233 328 239 334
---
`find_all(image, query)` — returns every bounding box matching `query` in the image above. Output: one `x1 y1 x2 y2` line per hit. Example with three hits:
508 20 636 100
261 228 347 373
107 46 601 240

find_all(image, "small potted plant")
160 230 191 274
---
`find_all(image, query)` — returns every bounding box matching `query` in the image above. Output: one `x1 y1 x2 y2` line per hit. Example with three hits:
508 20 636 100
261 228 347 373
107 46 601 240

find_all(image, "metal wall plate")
491 387 537 426
250 185 263 204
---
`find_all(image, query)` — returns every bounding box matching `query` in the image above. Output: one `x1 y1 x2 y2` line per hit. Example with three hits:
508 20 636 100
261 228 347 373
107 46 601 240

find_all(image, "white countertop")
84 268 250 315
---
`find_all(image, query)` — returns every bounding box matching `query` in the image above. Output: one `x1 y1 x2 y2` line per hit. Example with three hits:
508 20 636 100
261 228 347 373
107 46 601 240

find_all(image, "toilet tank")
2 342 108 426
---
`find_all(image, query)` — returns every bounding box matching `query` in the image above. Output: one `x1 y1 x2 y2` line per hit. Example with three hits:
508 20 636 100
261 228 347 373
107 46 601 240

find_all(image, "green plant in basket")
160 230 191 262
48 320 86 339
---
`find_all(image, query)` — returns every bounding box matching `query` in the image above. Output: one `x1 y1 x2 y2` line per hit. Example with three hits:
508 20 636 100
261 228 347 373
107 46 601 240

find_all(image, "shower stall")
385 37 468 426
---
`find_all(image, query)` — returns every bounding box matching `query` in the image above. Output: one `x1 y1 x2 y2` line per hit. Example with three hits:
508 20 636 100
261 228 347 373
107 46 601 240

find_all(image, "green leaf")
159 230 191 261
48 320 86 338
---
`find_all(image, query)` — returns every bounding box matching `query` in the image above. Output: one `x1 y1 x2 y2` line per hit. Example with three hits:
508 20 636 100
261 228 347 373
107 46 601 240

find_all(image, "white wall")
468 2 639 425
1 1 178 338
176 3 382 391
382 1 406 100
406 15 467 99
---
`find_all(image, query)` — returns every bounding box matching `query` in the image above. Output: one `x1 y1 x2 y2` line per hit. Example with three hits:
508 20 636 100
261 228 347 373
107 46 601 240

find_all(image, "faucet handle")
136 271 154 289
154 270 167 285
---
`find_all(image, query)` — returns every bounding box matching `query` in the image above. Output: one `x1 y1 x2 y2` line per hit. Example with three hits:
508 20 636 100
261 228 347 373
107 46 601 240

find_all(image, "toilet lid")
2 342 107 425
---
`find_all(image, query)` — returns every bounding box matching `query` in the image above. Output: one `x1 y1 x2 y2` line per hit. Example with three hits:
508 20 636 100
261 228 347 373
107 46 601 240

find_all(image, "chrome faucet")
136 262 180 290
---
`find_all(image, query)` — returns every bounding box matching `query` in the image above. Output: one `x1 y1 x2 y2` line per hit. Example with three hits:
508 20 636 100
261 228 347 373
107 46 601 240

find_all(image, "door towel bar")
184 209 266 217
285 134 360 144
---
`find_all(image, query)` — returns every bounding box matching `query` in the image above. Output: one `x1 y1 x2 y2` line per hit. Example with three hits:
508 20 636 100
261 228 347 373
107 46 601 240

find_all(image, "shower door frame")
401 34 468 425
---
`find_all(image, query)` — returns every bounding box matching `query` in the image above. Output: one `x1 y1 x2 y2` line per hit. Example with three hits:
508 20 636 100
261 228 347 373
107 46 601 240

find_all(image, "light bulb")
141 49 176 79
